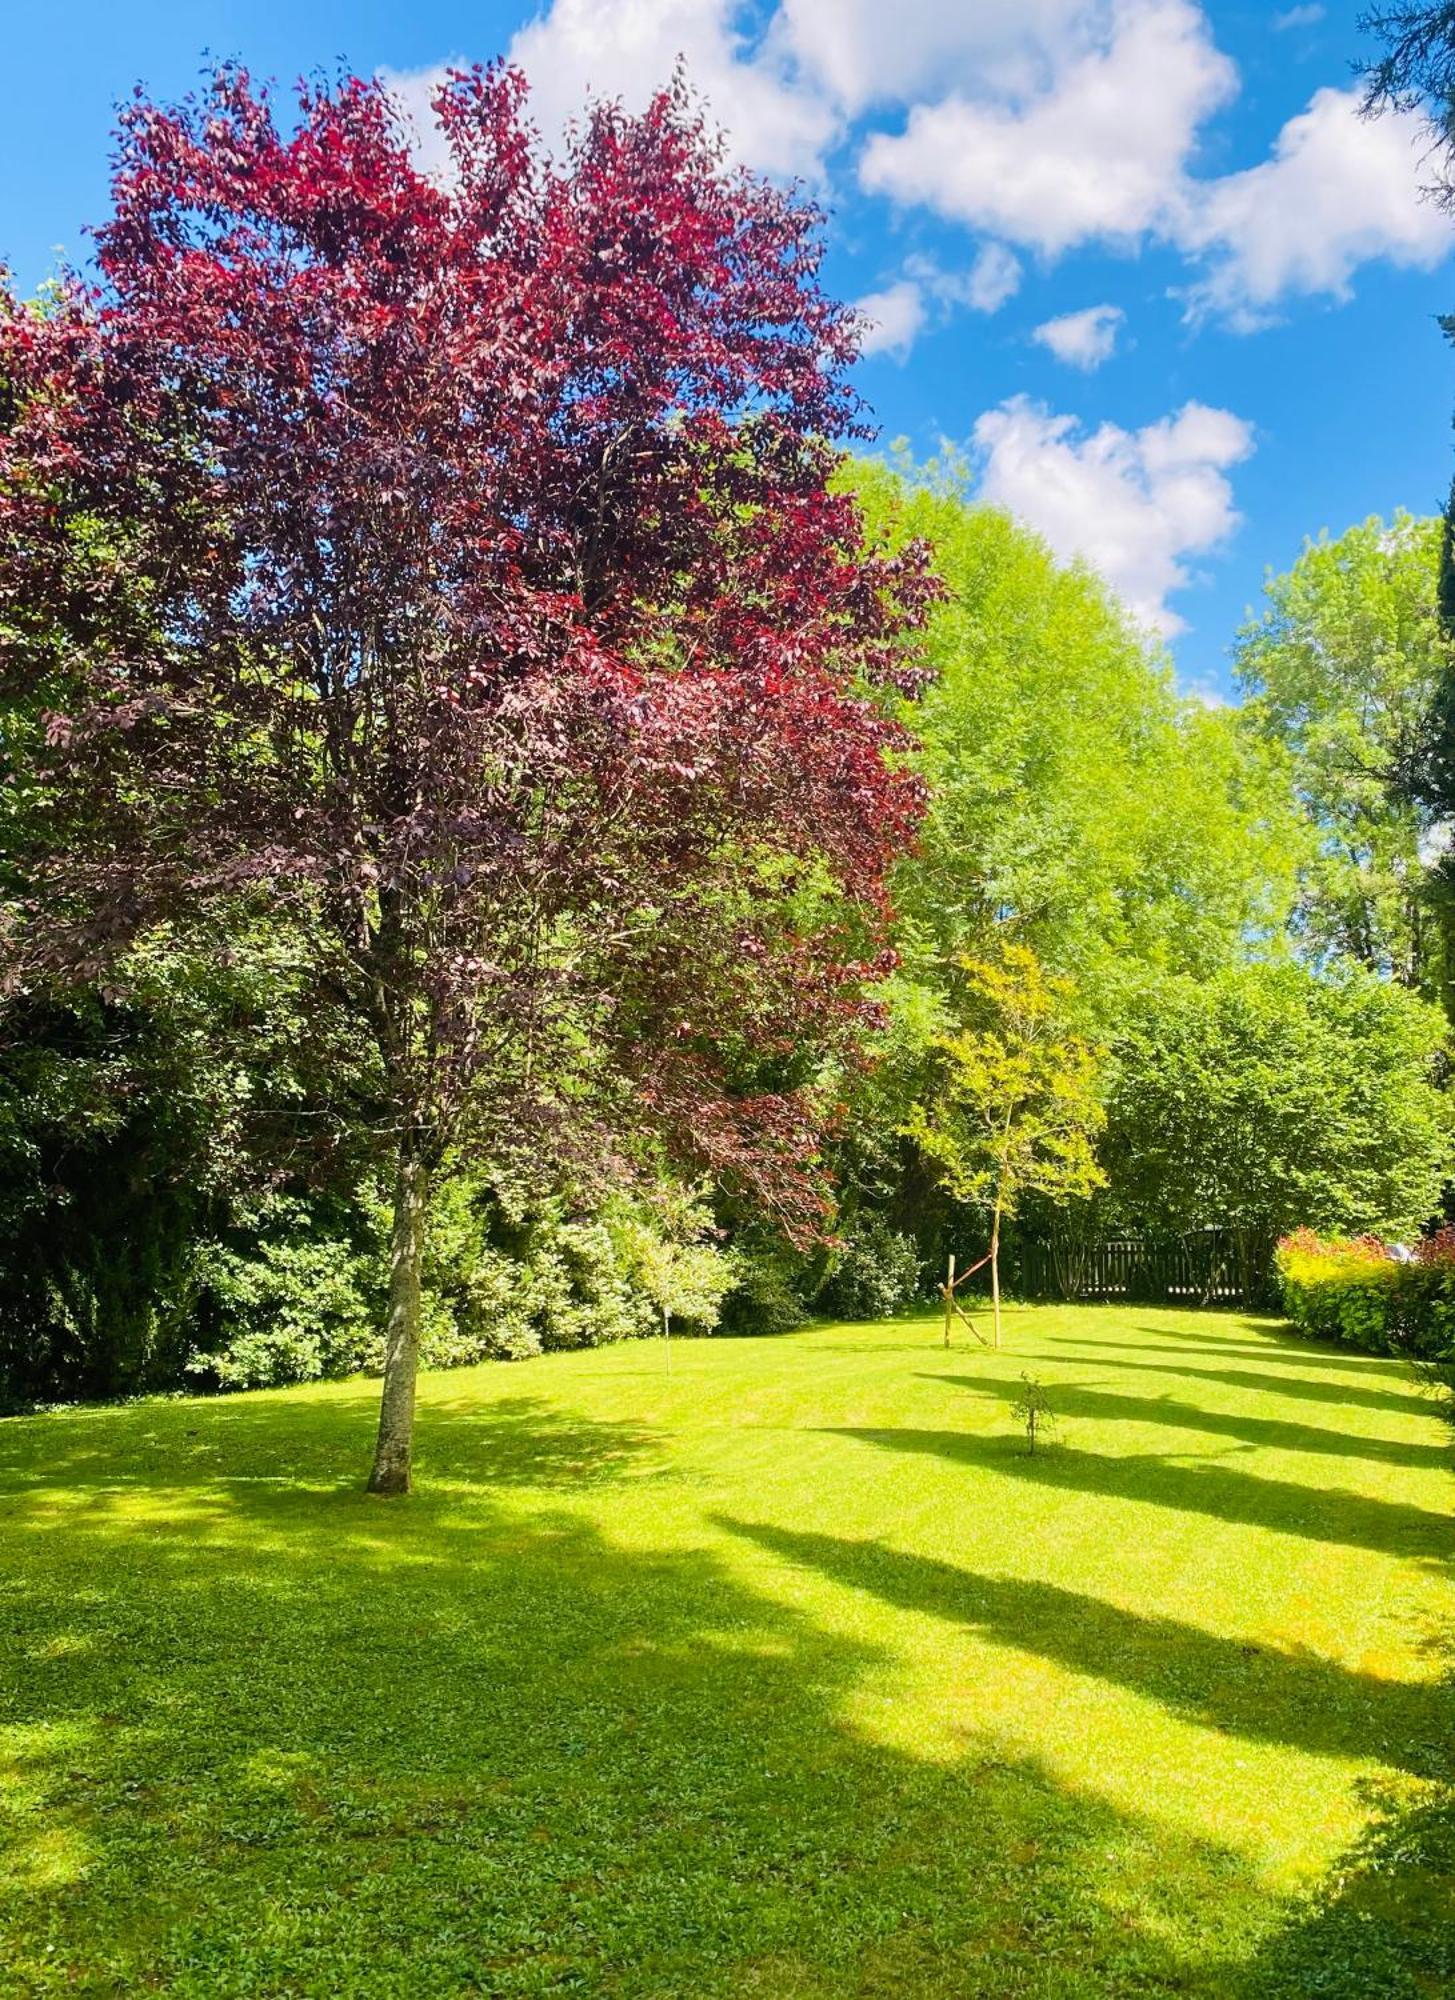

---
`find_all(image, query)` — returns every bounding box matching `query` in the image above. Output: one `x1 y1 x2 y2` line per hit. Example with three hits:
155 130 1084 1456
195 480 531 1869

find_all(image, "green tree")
822 461 1302 1295
1235 514 1453 1000
904 945 1105 1345
617 1188 732 1374
851 459 1302 1026
1100 960 1452 1294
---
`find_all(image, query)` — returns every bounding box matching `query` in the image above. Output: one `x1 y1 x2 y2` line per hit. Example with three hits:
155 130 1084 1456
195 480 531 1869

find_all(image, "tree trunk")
990 1199 1003 1348
367 1144 429 1496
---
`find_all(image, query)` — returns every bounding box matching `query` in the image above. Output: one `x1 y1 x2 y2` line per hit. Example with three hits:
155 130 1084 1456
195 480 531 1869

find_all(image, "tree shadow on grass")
1033 1351 1438 1421
927 1372 1451 1472
0 1403 1283 1998
1045 1326 1420 1378
715 1520 1455 1778
0 1387 663 1508
1065 1317 1392 1366
823 1428 1453 1567
1234 1777 1455 1998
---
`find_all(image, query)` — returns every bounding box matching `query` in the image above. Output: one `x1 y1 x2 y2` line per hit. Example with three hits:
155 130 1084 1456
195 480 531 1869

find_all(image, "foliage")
903 945 1105 1220
0 995 216 1405
1235 514 1453 997
1010 1373 1057 1455
813 1212 924 1320
1276 1226 1455 1360
191 1173 739 1390
3 1307 1451 1995
1101 960 1452 1261
718 1243 812 1336
189 1214 380 1391
823 465 1304 1294
1276 1228 1409 1353
1362 5 1455 206
0 66 935 1485
0 923 379 1406
851 460 1302 1024
614 1183 734 1335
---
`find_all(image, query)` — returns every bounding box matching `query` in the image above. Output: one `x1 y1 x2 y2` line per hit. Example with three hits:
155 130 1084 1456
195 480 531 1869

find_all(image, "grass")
2 1302 1453 1997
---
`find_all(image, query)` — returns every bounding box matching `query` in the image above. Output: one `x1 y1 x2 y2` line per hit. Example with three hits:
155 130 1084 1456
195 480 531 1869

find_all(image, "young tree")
618 1191 732 1374
903 946 1104 1344
0 67 934 1491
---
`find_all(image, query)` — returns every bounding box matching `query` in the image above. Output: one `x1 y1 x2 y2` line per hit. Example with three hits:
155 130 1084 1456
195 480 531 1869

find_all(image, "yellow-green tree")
904 946 1105 1344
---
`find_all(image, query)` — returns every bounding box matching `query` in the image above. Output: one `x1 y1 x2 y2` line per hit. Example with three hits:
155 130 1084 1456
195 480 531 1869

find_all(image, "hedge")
1275 1228 1455 1362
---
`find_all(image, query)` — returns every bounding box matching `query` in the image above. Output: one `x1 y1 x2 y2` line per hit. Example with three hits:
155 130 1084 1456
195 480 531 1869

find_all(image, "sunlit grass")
2 1304 1452 1995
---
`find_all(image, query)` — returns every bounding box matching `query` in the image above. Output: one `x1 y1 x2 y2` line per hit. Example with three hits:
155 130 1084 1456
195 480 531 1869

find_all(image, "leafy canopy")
850 459 1301 1027
903 944 1106 1219
1235 513 1453 995
1101 960 1453 1244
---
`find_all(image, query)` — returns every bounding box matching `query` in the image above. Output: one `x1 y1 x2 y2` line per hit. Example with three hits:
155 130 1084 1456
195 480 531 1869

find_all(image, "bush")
814 1215 923 1320
1276 1228 1455 1361
4 1125 744 1400
719 1255 811 1336
424 1179 731 1363
189 1225 379 1389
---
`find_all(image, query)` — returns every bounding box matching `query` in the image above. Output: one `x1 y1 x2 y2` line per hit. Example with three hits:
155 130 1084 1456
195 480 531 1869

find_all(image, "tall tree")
1362 7 1455 892
1234 514 1453 1000
816 466 1302 1289
850 462 1302 1024
1100 959 1452 1290
0 67 933 1490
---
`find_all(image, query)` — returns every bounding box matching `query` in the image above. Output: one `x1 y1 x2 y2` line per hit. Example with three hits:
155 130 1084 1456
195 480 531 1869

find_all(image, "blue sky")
2 0 1451 697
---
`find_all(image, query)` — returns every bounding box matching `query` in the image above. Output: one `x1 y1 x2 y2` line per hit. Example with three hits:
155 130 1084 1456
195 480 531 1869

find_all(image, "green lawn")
2 1305 1453 1997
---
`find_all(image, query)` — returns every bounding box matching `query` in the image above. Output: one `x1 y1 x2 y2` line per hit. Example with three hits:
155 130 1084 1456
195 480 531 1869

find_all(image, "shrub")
719 1255 811 1336
814 1215 924 1321
420 1173 743 1363
1276 1229 1455 1362
187 1173 736 1391
188 1223 380 1389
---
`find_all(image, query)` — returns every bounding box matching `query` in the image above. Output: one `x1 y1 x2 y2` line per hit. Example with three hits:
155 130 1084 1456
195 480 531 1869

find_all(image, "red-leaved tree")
0 65 934 1490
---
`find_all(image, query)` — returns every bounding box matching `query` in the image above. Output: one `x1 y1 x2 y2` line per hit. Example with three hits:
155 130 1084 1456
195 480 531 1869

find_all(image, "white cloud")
906 244 1025 315
511 0 841 177
773 0 1091 114
1272 5 1324 29
1178 87 1450 324
856 2 1448 321
972 395 1254 635
857 244 1023 360
389 1 840 183
1032 303 1125 368
1180 676 1230 708
951 243 1025 313
859 0 1236 255
387 1 1450 332
856 279 928 359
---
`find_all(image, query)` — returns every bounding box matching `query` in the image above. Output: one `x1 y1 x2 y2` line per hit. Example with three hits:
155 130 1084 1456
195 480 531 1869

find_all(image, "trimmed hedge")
1275 1228 1455 1361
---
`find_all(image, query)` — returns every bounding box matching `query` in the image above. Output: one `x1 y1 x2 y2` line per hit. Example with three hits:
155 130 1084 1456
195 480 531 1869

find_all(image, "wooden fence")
1010 1227 1267 1308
